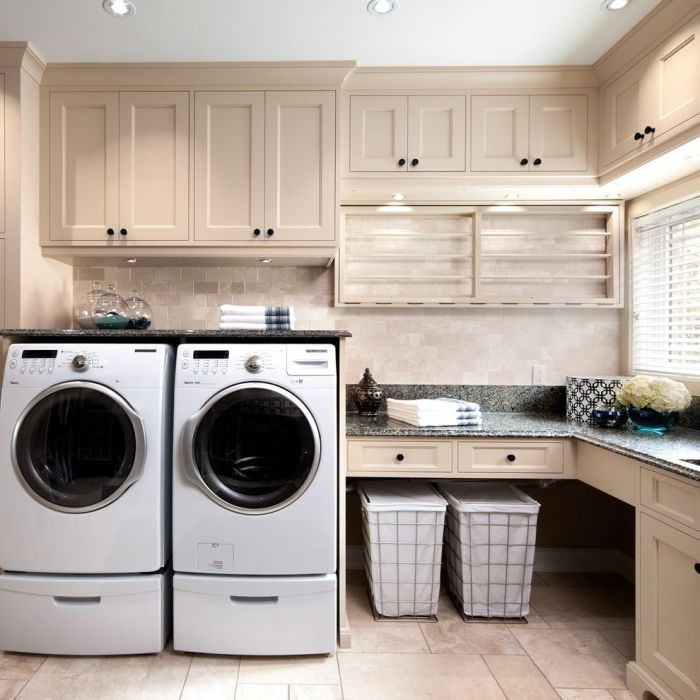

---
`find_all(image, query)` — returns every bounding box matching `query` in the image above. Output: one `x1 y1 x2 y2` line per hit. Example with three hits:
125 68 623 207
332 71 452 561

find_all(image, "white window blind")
632 195 700 377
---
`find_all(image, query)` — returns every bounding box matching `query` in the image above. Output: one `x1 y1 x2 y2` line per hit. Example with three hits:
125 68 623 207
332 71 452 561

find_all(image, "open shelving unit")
336 205 623 308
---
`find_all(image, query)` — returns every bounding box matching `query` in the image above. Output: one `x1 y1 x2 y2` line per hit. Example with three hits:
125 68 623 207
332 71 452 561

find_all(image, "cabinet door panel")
471 95 529 172
529 95 588 172
194 92 264 242
646 14 700 139
640 514 700 700
349 95 408 172
265 91 335 242
0 238 4 327
0 75 4 236
407 95 466 172
119 92 189 242
602 59 647 167
49 92 119 241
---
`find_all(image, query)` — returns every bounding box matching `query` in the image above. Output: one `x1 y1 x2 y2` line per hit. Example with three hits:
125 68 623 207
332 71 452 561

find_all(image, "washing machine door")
12 381 146 513
183 382 321 514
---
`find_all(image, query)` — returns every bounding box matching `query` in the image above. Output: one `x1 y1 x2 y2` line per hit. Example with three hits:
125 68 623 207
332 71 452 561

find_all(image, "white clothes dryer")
172 343 337 655
0 343 173 655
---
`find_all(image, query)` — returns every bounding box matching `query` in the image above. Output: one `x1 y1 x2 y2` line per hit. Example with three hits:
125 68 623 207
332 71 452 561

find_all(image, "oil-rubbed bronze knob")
398 158 406 167
396 453 405 462
507 454 516 462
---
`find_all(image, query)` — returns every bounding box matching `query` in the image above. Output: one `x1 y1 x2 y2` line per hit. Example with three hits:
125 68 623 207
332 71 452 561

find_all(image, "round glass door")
190 384 320 513
13 383 144 513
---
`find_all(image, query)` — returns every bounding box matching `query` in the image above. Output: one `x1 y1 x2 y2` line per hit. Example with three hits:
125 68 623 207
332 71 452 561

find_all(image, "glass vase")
628 407 679 434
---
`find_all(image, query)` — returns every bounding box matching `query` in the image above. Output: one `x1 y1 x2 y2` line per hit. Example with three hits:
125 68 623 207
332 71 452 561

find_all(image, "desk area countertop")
346 412 700 482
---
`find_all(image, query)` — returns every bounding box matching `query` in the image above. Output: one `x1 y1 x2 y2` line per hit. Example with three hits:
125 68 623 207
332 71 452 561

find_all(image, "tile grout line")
480 653 509 700
176 654 194 700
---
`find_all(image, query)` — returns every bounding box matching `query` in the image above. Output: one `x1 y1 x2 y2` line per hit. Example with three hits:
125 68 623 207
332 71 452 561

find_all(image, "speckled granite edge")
346 384 566 414
346 412 700 483
0 328 352 339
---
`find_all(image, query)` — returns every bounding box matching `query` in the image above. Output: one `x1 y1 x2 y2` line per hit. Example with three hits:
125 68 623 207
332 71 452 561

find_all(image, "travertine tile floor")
0 572 636 700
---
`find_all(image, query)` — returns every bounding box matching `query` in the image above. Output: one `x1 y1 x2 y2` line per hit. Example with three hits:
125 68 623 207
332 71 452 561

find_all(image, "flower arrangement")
616 375 692 412
616 375 692 433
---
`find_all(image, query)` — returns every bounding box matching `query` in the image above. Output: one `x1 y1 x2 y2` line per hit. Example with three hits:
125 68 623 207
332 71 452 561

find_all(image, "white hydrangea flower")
616 375 692 412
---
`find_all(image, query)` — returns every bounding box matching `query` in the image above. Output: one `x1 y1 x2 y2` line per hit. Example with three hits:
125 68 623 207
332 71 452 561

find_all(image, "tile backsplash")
75 265 622 385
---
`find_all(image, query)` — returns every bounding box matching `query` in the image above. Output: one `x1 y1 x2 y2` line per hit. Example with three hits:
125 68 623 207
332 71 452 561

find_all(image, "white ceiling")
0 0 663 65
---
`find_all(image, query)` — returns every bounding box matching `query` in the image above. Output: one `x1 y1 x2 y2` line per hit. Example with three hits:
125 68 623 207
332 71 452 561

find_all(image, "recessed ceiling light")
103 0 136 18
367 0 399 16
259 258 273 264
602 0 631 10
503 193 519 200
392 192 405 201
605 192 622 199
125 257 138 264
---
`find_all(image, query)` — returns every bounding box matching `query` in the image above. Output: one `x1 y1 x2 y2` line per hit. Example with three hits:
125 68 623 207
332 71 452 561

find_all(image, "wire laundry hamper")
437 482 540 620
358 481 447 620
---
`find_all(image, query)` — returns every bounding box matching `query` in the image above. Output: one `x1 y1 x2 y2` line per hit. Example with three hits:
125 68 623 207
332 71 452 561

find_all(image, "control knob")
244 355 263 374
71 354 89 372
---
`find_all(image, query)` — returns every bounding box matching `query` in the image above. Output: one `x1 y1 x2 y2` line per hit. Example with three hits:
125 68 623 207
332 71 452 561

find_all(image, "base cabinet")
640 512 700 700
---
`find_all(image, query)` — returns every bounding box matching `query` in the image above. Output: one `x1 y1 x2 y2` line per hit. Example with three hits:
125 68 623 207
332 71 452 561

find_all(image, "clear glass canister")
73 282 103 329
124 289 153 330
91 284 130 330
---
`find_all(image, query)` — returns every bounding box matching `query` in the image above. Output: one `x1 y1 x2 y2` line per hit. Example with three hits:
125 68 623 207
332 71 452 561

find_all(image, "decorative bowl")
628 407 679 434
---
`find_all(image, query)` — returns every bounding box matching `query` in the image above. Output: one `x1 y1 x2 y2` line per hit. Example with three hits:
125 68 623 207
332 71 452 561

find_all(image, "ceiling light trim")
367 0 400 17
601 0 632 11
102 0 136 19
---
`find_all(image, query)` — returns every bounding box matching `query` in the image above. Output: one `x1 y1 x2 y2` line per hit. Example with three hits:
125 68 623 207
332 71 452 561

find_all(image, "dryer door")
184 382 321 514
12 382 146 513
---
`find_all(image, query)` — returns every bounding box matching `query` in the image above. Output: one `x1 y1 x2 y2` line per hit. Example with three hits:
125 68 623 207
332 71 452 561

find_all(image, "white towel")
219 322 291 330
386 398 481 413
389 411 481 426
388 414 483 428
219 305 292 316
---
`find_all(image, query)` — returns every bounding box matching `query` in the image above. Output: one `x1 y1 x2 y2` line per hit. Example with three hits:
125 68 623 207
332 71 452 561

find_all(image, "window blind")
632 195 700 377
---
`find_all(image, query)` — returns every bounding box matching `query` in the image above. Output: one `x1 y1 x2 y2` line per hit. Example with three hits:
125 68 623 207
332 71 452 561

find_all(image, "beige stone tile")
0 680 26 700
338 652 506 700
234 685 288 700
345 586 420 629
556 691 615 699
340 626 429 653
508 606 550 630
18 651 191 699
289 685 342 700
0 654 44 681
238 655 339 685
600 630 635 659
180 655 239 699
421 621 523 655
530 587 634 630
483 654 560 700
609 691 637 699
511 629 627 689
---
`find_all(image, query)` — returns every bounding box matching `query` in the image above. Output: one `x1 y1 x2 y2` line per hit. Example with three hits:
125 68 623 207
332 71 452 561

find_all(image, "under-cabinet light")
103 0 136 18
367 0 399 16
392 192 405 200
125 257 138 264
259 258 273 264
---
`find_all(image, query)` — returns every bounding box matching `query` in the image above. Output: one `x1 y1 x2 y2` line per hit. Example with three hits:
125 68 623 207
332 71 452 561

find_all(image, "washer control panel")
181 349 230 376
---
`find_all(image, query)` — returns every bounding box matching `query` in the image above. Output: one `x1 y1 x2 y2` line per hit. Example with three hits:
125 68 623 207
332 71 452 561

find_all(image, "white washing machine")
172 343 337 655
0 343 173 655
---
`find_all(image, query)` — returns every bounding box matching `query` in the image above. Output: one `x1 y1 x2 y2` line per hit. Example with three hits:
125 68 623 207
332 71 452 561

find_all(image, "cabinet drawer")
347 440 453 474
457 440 565 474
641 467 700 532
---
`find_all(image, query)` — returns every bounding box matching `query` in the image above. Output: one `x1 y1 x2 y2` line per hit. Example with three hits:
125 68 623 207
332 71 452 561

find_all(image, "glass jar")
73 282 103 329
124 289 153 330
91 284 130 330
628 407 679 434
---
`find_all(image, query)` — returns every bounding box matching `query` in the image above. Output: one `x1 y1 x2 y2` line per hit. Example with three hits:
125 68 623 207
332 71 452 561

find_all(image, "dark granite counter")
1 328 351 339
347 412 700 482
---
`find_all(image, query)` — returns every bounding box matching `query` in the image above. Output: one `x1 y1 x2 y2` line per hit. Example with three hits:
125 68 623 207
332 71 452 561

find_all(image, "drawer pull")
230 596 279 606
53 596 101 606
506 454 516 462
695 564 700 575
396 453 405 462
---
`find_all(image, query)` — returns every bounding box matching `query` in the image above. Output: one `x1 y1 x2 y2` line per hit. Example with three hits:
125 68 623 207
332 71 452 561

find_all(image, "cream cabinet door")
0 238 4 327
119 92 190 242
640 513 700 700
470 95 529 172
601 59 648 167
264 91 335 242
194 92 264 242
0 74 4 236
349 95 408 172
529 95 588 172
49 92 119 242
645 14 700 141
407 95 466 172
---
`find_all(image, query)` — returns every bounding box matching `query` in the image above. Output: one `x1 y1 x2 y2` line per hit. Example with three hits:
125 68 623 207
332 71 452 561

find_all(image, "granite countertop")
0 329 352 339
347 412 700 482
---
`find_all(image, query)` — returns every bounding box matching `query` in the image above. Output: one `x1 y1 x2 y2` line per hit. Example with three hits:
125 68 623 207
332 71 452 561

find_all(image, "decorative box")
566 376 629 424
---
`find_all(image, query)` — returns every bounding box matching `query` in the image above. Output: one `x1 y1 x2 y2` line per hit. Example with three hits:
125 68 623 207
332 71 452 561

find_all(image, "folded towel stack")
219 305 295 330
386 398 482 427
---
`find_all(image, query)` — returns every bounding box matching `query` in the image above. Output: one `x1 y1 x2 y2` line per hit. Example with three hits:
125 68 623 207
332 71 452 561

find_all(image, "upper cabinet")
193 90 335 244
48 91 189 243
0 74 5 236
601 13 700 170
471 94 588 172
349 95 466 173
